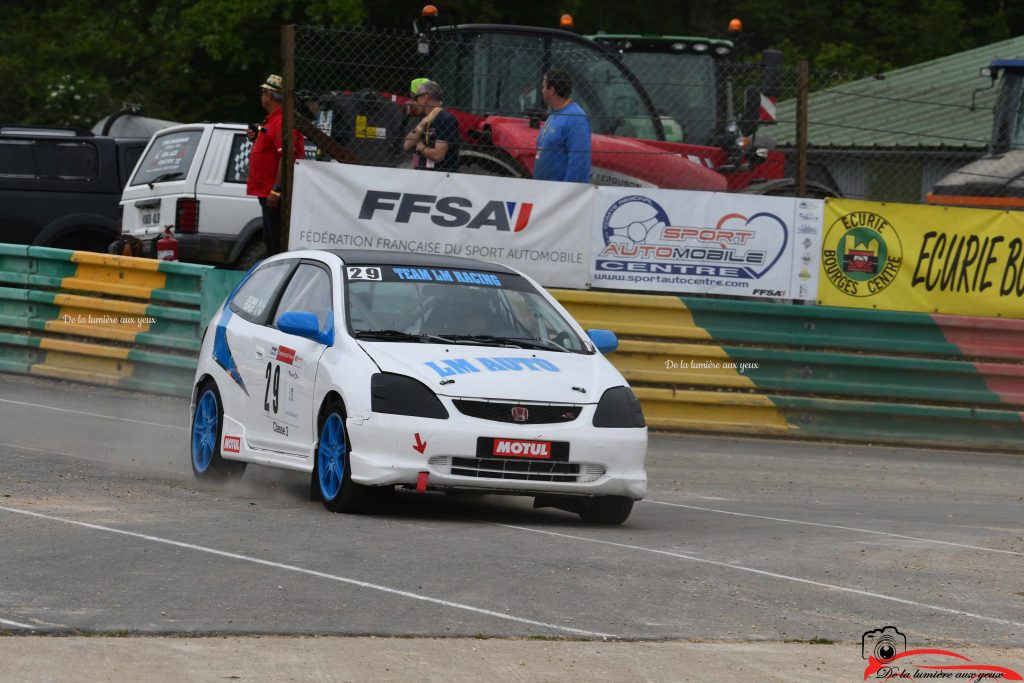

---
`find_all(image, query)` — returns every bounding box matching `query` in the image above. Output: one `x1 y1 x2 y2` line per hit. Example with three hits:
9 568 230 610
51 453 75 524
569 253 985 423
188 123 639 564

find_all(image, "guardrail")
555 290 1024 452
0 245 243 396
2 246 1020 451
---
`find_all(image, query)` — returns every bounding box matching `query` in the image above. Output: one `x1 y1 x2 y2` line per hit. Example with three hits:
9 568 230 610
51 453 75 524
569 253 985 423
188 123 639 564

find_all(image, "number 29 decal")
264 361 280 413
346 266 382 281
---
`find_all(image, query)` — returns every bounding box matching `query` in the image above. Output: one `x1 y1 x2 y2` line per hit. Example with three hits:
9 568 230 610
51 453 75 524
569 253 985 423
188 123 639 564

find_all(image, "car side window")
0 140 98 180
225 133 251 183
229 260 294 324
273 263 333 330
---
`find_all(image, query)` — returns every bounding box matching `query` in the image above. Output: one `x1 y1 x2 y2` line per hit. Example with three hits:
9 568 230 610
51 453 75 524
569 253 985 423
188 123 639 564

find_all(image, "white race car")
190 250 647 524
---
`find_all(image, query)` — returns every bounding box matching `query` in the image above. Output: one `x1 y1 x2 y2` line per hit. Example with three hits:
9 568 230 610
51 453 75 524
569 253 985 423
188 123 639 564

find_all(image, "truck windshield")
130 130 202 186
617 52 719 146
432 30 667 141
1003 72 1024 150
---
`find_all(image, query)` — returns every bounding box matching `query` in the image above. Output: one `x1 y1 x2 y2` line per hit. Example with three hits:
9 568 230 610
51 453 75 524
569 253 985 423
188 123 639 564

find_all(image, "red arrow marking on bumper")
413 433 427 454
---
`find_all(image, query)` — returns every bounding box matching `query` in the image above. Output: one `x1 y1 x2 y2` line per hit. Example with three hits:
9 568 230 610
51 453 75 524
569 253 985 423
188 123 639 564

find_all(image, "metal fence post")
796 60 808 198
281 24 296 251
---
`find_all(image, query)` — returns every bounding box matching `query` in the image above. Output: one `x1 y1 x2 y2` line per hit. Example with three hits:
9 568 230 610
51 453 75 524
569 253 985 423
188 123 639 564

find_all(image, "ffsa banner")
818 199 1024 317
590 188 823 300
290 162 593 289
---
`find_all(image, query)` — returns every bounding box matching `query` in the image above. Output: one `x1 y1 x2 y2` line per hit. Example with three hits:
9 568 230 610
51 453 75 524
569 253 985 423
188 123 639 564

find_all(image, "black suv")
0 125 148 252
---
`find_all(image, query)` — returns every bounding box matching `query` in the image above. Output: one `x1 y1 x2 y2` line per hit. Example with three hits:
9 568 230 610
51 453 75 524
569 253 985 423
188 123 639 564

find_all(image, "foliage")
2 0 1022 127
0 0 363 127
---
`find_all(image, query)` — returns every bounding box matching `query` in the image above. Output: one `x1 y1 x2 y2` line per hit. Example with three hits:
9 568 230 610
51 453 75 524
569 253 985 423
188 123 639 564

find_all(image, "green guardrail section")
555 289 1024 453
0 245 244 396
2 247 1021 452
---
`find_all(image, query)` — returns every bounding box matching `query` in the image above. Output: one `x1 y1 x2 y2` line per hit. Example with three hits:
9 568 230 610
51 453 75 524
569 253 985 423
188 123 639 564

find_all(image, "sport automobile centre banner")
819 198 1024 317
591 188 823 300
290 162 593 289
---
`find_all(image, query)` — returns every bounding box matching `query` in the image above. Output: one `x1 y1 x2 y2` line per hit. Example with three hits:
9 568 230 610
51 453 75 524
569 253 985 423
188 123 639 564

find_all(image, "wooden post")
280 24 296 252
796 60 809 197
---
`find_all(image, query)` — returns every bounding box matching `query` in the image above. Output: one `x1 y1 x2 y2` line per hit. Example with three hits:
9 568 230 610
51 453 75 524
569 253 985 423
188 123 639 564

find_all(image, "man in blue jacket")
533 68 591 183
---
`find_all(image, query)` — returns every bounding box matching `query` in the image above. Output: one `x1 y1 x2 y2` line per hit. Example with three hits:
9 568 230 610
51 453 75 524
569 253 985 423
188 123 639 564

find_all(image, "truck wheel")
460 147 525 179
233 240 267 270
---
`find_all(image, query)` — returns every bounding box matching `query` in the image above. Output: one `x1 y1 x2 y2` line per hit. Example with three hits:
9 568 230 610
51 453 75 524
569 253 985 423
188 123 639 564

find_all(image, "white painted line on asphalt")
645 500 1024 557
0 398 185 431
495 523 1024 630
0 505 616 640
0 617 35 630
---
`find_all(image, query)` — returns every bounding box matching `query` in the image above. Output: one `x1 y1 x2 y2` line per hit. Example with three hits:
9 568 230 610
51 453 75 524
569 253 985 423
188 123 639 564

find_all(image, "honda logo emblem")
511 406 529 422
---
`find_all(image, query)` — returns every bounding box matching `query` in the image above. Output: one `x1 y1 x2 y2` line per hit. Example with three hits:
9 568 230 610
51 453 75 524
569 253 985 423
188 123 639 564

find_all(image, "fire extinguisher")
157 226 179 261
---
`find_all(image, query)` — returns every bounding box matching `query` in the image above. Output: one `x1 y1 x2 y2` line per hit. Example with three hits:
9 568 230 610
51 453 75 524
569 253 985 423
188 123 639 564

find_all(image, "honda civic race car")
190 249 647 524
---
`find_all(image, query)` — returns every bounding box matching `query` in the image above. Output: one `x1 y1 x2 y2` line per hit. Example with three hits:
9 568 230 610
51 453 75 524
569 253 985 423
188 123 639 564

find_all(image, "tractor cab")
928 60 1024 209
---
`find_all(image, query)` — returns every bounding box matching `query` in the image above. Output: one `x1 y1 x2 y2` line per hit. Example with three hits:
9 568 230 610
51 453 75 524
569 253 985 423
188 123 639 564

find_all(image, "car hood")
358 341 620 403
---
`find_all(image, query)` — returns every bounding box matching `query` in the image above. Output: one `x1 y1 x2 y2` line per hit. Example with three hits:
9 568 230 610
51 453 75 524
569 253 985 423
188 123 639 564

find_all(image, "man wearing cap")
402 80 459 172
534 68 591 183
247 74 304 256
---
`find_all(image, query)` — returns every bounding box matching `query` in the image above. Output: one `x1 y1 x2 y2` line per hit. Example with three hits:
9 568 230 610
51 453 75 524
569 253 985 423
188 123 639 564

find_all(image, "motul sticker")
492 438 551 459
222 435 241 453
275 346 296 365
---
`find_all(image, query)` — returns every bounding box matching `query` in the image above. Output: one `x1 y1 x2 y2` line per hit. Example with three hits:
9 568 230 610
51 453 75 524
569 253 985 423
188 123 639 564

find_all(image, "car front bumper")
346 408 648 500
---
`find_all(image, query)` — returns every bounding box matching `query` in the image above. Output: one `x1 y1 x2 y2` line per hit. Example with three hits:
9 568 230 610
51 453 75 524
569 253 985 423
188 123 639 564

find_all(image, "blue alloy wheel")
190 381 245 481
192 389 219 474
318 413 346 501
315 403 368 513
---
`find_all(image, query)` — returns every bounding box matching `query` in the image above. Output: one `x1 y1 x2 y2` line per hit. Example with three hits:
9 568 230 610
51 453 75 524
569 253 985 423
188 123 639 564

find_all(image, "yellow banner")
818 199 1024 317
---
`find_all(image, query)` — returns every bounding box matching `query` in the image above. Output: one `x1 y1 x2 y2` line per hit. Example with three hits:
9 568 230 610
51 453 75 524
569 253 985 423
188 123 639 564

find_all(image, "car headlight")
592 386 646 428
371 373 449 419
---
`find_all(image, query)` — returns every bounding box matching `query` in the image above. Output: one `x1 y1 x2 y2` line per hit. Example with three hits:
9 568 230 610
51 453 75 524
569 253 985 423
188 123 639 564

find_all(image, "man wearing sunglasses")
247 73 304 255
403 80 460 172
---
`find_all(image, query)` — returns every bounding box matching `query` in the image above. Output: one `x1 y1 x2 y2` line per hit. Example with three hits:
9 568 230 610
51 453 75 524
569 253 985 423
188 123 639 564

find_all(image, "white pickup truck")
117 123 265 268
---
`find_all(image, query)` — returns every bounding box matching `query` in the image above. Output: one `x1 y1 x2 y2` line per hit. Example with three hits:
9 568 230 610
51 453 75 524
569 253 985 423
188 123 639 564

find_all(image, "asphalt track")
1 373 1022 678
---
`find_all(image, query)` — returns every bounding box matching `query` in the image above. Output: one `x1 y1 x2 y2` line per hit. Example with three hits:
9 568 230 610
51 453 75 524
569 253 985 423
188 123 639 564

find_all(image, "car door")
246 261 334 456
222 258 296 433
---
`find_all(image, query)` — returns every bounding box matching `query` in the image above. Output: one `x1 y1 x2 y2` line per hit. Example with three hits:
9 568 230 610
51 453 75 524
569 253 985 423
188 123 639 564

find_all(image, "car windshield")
345 264 588 353
130 130 202 186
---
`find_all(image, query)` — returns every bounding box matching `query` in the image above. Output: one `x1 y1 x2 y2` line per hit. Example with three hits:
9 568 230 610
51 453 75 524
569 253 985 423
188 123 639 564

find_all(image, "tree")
0 0 363 127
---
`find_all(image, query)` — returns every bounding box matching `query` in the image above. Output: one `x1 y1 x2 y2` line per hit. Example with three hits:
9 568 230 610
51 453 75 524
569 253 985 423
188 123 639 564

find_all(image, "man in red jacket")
247 74 304 256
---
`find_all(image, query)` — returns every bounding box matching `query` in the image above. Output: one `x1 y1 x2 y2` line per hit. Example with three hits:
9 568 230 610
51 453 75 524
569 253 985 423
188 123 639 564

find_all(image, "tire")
190 381 246 481
459 146 525 179
578 496 634 525
233 239 267 271
314 401 369 513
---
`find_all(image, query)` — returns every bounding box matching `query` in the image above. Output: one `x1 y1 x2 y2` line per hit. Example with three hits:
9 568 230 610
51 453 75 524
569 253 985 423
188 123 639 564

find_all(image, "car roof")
150 122 248 135
323 249 519 275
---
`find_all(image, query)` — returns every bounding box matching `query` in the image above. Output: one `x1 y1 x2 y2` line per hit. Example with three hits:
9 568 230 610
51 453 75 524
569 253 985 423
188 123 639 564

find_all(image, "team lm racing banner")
819 198 1024 317
591 188 823 300
290 161 592 289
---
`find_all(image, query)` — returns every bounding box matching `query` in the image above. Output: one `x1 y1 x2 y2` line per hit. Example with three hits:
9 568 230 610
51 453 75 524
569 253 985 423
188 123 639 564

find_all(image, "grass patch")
784 637 836 645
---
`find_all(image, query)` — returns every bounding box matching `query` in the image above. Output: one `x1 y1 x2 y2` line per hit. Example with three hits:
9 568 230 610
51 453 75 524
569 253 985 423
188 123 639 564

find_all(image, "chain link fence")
287 23 1014 205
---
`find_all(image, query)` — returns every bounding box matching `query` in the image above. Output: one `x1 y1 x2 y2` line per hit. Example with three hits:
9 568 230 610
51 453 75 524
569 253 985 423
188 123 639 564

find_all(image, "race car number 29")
347 266 382 281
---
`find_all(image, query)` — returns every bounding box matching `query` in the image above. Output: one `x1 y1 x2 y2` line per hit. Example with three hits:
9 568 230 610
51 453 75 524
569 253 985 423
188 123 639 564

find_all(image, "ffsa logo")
359 191 534 232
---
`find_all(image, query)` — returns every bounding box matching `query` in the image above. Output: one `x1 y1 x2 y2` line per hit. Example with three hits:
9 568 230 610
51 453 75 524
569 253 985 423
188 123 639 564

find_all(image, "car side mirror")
277 311 334 346
587 329 618 354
